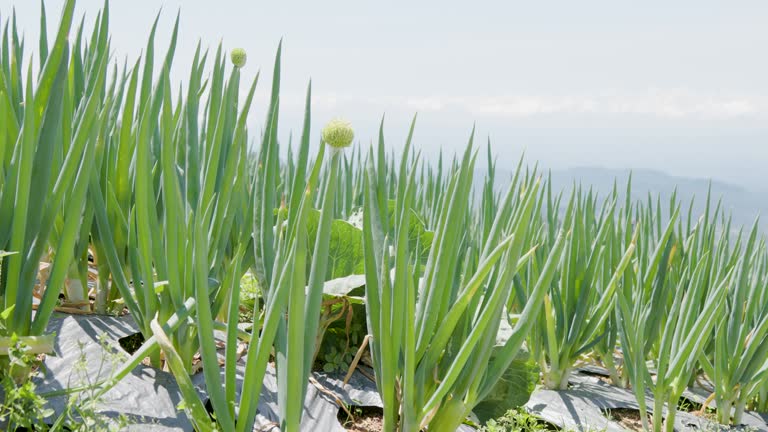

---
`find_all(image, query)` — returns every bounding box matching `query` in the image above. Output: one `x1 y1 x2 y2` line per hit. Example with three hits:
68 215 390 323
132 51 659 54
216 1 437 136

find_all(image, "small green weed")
0 338 54 430
480 409 553 432
0 333 132 431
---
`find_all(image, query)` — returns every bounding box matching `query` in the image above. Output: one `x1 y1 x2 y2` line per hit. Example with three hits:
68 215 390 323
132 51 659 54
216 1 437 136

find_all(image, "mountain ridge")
490 165 766 231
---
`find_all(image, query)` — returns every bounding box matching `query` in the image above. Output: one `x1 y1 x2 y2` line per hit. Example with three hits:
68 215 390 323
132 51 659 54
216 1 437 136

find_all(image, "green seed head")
230 48 247 68
322 118 355 149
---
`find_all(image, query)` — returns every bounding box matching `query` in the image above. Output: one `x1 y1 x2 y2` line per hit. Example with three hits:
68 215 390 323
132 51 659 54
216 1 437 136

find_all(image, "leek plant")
617 210 730 432
90 11 257 369
756 381 768 413
530 188 637 389
0 0 106 377
361 132 567 431
587 181 631 388
699 221 768 424
154 40 350 429
87 5 150 314
40 2 115 314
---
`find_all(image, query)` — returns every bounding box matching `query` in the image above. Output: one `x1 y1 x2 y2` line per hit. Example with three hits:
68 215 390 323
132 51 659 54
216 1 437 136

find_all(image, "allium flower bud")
230 48 247 68
322 118 354 150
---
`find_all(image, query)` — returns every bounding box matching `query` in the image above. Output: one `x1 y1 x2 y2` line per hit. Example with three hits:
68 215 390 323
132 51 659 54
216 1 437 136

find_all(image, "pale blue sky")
2 1 767 187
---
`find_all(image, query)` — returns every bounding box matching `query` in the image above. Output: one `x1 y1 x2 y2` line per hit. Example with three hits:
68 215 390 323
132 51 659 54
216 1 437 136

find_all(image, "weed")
480 409 554 432
0 339 54 430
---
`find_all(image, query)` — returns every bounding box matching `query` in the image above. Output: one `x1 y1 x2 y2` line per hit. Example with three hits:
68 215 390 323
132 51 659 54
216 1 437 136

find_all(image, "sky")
2 0 767 188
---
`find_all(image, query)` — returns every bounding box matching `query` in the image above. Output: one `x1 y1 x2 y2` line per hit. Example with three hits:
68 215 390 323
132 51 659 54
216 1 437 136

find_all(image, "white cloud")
465 90 768 120
298 89 768 121
405 97 445 112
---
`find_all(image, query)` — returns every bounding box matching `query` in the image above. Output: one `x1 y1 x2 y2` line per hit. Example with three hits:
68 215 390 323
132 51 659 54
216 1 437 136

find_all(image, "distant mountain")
490 166 767 232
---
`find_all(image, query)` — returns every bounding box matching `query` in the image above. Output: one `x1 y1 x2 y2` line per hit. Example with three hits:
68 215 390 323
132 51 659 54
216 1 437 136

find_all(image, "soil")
605 408 650 432
596 375 615 385
338 406 384 432
117 332 145 355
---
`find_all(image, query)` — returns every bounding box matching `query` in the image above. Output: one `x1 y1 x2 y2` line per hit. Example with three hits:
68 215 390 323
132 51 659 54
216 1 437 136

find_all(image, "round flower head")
322 118 354 150
230 48 247 68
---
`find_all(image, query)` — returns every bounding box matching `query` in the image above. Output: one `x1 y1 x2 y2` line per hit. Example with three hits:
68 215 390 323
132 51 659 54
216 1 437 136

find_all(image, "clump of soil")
604 408 651 432
338 406 383 432
117 332 145 355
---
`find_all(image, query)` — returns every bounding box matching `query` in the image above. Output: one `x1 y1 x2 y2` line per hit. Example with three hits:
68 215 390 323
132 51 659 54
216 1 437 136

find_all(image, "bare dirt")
606 408 650 432
338 406 384 432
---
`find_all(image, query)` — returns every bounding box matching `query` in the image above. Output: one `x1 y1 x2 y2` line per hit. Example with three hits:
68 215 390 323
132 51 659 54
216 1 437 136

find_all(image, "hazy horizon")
2 0 766 188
